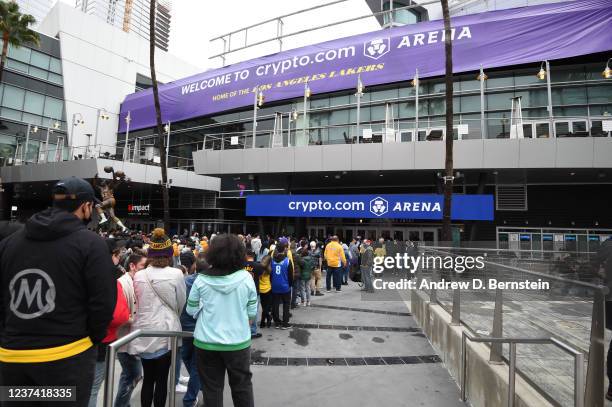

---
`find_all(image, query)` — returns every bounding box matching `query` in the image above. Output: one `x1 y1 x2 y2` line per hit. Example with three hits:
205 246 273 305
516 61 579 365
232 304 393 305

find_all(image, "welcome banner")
119 0 611 132
246 194 494 220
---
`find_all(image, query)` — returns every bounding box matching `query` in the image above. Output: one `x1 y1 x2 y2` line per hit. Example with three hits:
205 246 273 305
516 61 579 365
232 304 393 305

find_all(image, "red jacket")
102 281 130 344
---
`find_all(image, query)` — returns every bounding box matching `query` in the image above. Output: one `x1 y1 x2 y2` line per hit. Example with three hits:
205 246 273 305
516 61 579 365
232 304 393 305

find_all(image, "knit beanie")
147 228 173 258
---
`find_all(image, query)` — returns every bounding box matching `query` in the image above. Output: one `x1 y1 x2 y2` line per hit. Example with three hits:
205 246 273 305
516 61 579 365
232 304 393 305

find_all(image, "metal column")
123 111 131 161
545 60 555 138
414 68 419 140
480 66 487 139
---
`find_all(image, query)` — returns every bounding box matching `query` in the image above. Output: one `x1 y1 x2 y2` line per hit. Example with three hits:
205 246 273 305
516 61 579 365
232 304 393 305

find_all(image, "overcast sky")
58 0 380 70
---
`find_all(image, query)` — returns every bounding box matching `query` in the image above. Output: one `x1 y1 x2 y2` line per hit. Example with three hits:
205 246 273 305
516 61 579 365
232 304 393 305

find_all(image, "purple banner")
119 0 611 132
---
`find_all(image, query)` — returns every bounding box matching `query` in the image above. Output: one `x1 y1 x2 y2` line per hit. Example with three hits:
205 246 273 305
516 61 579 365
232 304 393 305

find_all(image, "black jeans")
140 351 171 407
196 347 254 407
0 346 96 407
272 292 291 325
259 291 273 325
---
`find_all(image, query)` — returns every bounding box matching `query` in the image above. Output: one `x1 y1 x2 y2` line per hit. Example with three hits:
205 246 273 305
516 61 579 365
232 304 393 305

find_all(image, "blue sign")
246 194 494 220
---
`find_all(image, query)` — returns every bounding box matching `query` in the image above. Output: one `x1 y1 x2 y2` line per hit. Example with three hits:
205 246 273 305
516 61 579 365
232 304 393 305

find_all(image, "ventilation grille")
496 185 527 211
179 192 217 209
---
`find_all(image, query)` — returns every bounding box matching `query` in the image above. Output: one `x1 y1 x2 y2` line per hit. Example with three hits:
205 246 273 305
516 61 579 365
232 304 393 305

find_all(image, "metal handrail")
420 246 606 291
460 333 584 407
417 245 606 407
103 329 193 407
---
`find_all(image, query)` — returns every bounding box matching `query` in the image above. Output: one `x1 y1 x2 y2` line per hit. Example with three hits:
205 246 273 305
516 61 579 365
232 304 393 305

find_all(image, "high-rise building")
75 0 171 51
14 0 54 27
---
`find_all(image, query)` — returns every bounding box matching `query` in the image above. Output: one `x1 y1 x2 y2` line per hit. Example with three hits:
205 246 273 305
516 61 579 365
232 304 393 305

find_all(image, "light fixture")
32 126 38 133
257 91 265 107
304 83 311 99
163 123 170 133
569 172 575 176
603 58 611 79
476 71 488 81
291 110 298 121
595 221 599 226
411 77 418 87
379 173 384 177
53 121 60 129
536 62 547 80
548 220 552 225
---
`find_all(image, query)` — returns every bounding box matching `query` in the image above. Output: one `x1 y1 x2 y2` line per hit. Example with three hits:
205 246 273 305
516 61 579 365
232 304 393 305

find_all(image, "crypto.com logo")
369 197 388 217
363 38 390 60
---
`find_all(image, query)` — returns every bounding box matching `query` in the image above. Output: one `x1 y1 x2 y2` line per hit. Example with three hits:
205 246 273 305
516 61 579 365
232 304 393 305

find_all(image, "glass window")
555 122 570 137
0 107 22 121
429 81 445 94
22 113 42 126
487 115 510 139
551 65 585 83
536 123 551 138
310 96 329 109
459 75 480 92
329 109 349 125
460 95 481 113
309 112 329 127
487 92 514 111
590 105 611 116
23 91 45 115
553 106 587 118
28 66 48 80
522 124 533 138
428 98 445 115
49 57 62 74
370 87 398 102
30 51 50 70
47 73 63 85
329 94 349 107
43 96 63 119
486 74 513 89
515 68 543 86
398 101 415 118
8 44 30 63
590 120 607 137
2 86 25 110
370 105 386 121
328 126 350 144
461 113 481 139
572 121 588 137
349 106 370 122
551 87 587 105
516 89 549 108
587 85 612 104
6 59 28 73
399 84 416 98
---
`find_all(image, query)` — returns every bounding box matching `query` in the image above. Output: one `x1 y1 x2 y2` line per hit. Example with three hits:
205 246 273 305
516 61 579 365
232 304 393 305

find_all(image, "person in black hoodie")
0 177 116 407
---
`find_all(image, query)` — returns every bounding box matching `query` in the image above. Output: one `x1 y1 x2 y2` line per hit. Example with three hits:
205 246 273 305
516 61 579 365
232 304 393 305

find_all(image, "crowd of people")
0 176 420 407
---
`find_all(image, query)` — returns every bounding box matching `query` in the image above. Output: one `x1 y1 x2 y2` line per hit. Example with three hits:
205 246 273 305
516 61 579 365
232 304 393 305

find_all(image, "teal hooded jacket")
186 269 257 351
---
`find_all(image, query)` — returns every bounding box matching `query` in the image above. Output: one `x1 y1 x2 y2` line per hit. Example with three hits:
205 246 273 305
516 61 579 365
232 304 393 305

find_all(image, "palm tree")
0 1 39 85
148 0 170 229
441 0 454 243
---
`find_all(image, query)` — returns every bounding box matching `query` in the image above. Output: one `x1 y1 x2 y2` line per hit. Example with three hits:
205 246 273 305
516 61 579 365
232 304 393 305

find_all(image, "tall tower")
14 0 54 27
75 0 171 51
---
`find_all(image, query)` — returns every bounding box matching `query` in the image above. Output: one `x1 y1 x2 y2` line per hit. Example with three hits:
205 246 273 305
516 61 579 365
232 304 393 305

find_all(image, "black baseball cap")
52 177 100 205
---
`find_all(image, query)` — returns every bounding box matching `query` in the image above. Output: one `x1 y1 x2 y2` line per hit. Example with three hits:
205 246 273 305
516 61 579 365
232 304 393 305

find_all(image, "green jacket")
300 255 315 281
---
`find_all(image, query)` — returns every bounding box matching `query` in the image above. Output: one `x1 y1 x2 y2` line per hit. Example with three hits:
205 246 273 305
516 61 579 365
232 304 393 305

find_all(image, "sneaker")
315 291 324 296
281 324 293 330
175 384 188 393
267 320 272 328
251 333 263 339
275 324 281 329
260 321 266 328
336 289 341 292
326 289 331 293
311 290 315 295
606 390 612 401
306 301 311 306
179 375 189 385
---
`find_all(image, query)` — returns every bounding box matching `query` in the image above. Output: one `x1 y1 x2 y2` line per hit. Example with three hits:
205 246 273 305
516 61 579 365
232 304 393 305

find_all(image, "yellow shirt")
324 241 346 268
259 273 271 293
